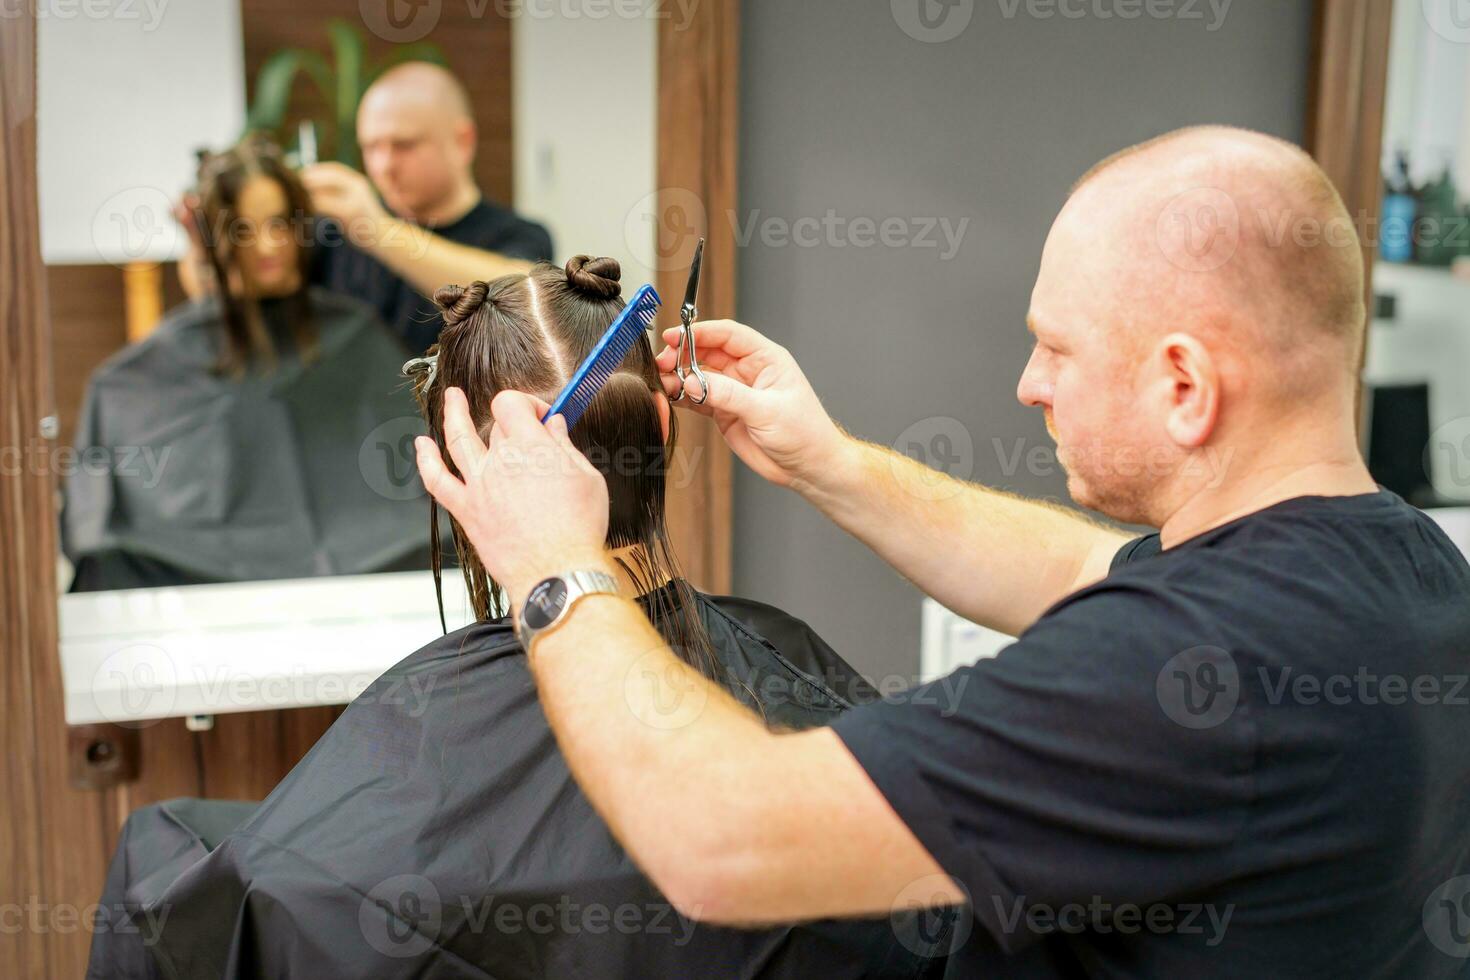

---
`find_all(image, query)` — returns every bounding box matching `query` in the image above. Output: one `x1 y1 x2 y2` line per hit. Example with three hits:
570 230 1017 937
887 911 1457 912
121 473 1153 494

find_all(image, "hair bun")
565 255 622 299
434 281 490 326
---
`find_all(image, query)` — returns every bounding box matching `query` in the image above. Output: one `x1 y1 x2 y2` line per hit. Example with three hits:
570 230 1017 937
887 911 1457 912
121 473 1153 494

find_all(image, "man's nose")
1016 353 1053 408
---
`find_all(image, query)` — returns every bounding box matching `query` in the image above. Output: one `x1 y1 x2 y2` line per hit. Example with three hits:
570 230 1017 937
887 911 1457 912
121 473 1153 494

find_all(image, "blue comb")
540 284 662 430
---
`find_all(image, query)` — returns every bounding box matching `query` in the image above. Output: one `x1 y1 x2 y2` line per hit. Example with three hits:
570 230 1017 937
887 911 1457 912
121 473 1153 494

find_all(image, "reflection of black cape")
63 288 432 591
89 587 954 978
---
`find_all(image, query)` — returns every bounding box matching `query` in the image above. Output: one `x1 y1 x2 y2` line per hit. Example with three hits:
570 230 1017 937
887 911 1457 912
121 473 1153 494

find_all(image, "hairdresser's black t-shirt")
313 198 553 354
832 490 1470 978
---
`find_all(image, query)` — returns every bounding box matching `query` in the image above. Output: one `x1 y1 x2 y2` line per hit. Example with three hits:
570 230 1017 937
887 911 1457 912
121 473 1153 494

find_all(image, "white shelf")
60 571 473 726
920 599 1014 683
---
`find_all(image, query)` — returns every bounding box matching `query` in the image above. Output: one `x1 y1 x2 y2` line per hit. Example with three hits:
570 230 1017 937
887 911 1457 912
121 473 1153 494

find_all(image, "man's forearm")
414 387 968 926
525 590 786 916
355 215 534 298
526 590 958 924
798 438 1128 636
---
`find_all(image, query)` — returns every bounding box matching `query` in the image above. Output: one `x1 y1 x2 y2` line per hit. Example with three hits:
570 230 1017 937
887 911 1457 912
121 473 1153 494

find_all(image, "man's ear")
654 390 672 443
455 119 478 166
1158 332 1219 449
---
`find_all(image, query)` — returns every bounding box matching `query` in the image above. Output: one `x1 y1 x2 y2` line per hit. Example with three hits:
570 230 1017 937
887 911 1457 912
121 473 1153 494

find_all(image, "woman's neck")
605 544 674 598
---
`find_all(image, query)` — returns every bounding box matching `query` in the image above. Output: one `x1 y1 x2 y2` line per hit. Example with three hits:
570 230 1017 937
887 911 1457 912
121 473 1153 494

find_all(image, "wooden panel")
240 0 515 206
47 263 188 451
1 13 110 980
47 264 126 452
658 0 738 595
1306 0 1394 382
197 706 344 800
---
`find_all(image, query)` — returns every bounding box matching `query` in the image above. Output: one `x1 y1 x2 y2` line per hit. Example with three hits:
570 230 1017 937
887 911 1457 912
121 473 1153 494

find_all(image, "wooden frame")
0 3 739 974
658 0 738 593
2 13 78 979
1305 0 1395 380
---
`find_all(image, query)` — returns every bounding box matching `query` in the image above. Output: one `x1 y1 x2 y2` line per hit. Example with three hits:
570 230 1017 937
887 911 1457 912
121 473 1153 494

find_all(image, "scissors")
671 238 709 404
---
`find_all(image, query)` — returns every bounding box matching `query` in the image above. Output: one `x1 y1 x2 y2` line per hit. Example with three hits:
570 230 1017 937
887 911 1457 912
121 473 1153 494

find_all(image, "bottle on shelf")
1380 149 1416 265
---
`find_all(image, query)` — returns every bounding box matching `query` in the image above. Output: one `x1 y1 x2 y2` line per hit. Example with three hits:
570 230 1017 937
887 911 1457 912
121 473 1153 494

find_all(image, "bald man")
414 125 1470 977
301 62 552 352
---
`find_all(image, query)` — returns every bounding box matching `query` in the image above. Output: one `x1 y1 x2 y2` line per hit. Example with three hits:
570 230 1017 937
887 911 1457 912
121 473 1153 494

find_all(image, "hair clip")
401 352 439 388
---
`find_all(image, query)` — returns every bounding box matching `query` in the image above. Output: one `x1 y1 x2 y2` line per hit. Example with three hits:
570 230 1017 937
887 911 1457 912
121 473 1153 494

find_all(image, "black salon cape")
62 288 434 591
88 587 954 979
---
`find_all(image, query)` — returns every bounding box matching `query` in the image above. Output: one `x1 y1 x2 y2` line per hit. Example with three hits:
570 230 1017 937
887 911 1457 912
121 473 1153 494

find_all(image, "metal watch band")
564 569 620 600
520 569 620 651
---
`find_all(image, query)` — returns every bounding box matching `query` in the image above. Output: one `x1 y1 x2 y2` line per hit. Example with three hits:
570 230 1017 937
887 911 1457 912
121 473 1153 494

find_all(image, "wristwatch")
517 570 621 652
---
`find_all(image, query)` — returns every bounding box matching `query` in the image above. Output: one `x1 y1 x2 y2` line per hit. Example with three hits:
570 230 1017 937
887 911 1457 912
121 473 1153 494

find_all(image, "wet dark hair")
410 256 720 678
192 133 316 375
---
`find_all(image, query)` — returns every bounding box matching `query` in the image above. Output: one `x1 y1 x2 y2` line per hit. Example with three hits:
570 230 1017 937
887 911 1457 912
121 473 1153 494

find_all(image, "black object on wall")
1365 382 1448 508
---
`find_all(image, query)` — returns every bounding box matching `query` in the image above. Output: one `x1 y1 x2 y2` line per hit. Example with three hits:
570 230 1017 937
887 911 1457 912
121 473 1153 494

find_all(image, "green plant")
245 18 446 169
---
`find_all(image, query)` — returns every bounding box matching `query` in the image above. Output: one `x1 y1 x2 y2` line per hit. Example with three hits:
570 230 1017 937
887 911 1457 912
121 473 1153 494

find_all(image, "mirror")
1363 0 1470 522
39 3 662 602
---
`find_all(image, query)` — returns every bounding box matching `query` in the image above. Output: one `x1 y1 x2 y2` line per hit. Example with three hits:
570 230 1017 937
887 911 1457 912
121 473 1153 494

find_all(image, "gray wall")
734 0 1314 682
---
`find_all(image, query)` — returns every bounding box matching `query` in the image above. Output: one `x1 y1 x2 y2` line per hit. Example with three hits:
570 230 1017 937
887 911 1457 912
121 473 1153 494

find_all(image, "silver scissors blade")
674 238 708 404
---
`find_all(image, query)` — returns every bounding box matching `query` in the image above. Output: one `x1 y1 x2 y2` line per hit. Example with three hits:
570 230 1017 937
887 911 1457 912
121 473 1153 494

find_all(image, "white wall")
1385 0 1470 189
1370 0 1470 504
511 8 658 289
1365 264 1470 504
734 0 1317 680
37 0 245 264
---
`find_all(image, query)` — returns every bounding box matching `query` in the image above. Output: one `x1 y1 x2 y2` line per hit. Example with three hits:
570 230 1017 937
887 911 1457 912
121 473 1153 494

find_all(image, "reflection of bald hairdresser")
181 62 552 354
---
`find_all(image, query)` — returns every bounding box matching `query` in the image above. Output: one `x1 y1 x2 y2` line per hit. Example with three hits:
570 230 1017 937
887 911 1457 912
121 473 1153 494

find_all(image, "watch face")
523 577 569 632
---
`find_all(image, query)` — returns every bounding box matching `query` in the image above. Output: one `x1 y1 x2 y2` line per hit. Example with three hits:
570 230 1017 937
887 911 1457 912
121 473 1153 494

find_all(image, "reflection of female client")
63 137 427 592
89 258 955 978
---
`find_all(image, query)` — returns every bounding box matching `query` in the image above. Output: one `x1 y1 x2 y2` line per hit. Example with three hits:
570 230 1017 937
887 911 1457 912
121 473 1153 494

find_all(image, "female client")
88 257 955 978
63 136 428 591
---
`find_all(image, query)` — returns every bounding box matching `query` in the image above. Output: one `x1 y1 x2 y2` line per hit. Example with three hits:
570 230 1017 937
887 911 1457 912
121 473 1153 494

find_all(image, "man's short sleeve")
498 221 554 262
1111 533 1162 570
830 582 1256 954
